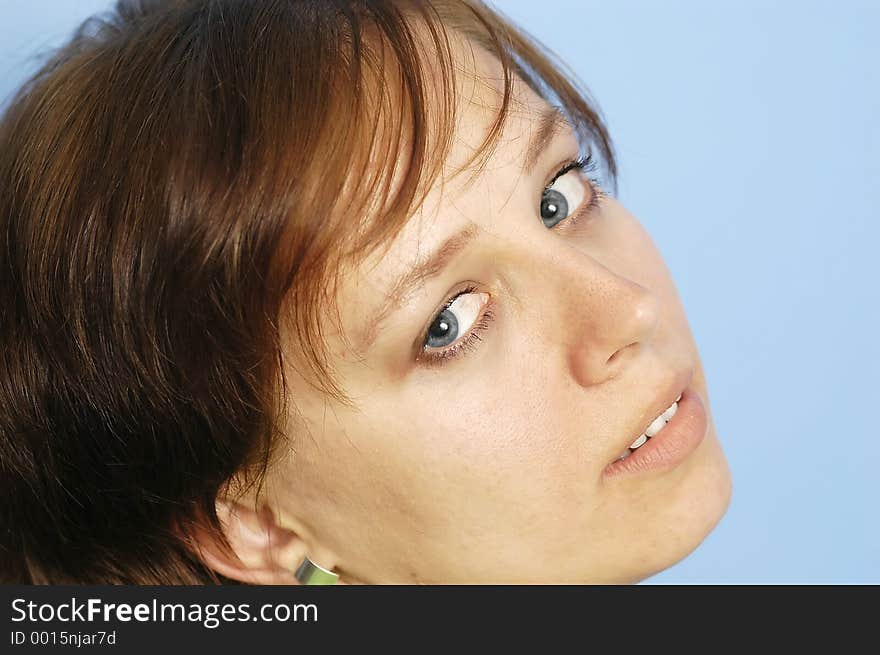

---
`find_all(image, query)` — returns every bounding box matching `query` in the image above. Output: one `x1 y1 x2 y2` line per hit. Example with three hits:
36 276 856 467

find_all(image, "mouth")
602 367 707 478
613 391 682 462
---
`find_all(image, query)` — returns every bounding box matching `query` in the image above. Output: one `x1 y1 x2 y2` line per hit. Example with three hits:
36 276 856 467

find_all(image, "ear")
188 499 340 585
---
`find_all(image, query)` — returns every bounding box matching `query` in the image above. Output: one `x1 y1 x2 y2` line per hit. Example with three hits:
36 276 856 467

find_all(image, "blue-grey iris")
426 310 458 348
540 188 568 228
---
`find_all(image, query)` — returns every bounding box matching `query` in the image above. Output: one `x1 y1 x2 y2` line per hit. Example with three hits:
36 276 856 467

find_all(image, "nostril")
606 342 638 366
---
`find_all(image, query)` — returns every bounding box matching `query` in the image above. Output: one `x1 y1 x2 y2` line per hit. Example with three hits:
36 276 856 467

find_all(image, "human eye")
540 153 606 229
414 155 604 369
416 285 495 368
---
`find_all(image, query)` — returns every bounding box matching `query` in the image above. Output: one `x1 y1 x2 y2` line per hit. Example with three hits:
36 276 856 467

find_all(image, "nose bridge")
535 241 661 387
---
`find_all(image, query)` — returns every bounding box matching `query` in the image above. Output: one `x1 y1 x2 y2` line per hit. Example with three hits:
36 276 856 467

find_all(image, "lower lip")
602 385 708 480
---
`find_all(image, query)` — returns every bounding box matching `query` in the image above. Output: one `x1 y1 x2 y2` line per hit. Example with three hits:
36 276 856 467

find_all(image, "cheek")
587 200 672 287
593 201 692 339
405 372 559 478
392 351 601 520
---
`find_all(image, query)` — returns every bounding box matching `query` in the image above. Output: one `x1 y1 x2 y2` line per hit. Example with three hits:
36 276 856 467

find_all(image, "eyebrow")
354 105 569 353
522 106 569 175
356 223 480 352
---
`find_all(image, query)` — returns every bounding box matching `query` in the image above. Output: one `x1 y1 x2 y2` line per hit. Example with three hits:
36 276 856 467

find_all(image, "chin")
625 430 733 584
660 431 732 579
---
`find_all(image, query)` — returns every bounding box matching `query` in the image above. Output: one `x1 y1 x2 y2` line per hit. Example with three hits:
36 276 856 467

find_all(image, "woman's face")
266 43 732 584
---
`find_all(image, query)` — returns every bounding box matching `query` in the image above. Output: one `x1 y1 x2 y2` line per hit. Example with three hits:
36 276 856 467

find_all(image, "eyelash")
416 286 495 368
549 153 606 226
417 156 605 368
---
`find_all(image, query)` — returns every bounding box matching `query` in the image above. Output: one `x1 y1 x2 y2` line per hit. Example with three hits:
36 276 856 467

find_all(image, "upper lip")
617 367 694 453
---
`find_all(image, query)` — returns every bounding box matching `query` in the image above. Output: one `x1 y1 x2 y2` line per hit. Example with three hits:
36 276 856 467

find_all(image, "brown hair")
0 0 617 583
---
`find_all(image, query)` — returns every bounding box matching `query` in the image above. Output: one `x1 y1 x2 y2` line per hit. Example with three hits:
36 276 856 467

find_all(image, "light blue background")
1 1 877 583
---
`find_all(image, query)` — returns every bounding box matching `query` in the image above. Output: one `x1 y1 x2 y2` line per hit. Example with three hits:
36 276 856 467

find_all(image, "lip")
602 369 707 479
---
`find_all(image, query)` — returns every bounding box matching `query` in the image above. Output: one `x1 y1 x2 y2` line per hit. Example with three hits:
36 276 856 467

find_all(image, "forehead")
331 36 558 357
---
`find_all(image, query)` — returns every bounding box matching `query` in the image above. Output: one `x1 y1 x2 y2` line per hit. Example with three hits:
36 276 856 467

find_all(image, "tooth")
675 393 682 402
629 434 648 449
645 414 667 437
662 402 678 421
617 450 632 461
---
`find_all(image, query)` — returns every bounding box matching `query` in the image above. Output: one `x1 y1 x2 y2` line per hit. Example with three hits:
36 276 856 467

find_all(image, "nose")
553 249 661 388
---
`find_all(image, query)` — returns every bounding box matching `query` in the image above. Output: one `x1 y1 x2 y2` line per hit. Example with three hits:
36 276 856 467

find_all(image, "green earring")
294 556 339 585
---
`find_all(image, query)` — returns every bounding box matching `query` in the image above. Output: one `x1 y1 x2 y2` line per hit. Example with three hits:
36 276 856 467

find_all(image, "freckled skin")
261 36 732 584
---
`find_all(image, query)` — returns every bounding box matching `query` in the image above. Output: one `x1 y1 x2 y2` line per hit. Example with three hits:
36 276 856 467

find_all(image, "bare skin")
197 34 732 585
